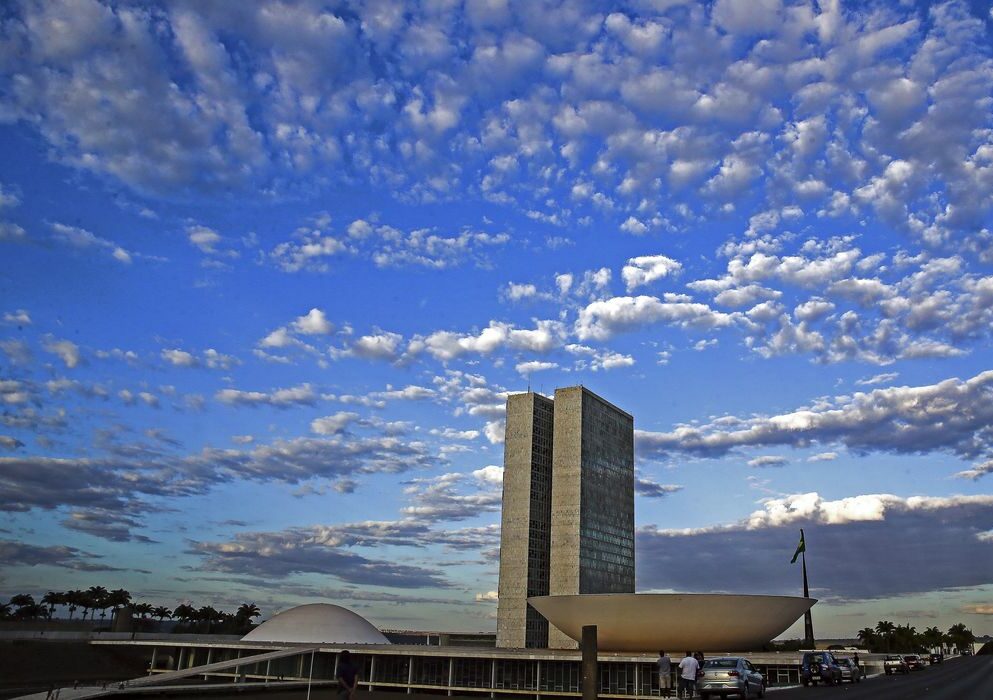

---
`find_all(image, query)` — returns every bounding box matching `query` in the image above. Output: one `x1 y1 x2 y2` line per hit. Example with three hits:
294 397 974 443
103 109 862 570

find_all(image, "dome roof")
242 603 390 645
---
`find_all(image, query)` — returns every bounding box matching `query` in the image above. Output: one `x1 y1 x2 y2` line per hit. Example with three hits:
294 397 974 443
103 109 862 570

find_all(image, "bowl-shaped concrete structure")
528 593 815 652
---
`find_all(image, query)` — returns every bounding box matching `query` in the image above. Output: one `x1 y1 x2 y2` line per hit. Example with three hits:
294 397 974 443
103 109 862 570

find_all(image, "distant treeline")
854 620 976 654
1 587 262 634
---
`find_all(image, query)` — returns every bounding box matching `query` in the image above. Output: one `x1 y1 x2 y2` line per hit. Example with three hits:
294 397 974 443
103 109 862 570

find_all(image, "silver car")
697 657 765 699
836 657 862 683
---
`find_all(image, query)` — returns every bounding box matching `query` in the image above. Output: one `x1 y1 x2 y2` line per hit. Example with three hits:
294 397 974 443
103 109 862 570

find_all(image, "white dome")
242 603 390 645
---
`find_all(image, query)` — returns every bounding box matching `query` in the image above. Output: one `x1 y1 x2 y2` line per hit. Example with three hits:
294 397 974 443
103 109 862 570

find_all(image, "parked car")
903 654 924 670
800 651 842 686
929 653 943 664
961 648 974 656
884 655 910 675
836 657 862 683
698 657 765 699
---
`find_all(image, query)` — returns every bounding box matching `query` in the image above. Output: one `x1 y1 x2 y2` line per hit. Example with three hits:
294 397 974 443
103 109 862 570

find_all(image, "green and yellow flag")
790 529 806 564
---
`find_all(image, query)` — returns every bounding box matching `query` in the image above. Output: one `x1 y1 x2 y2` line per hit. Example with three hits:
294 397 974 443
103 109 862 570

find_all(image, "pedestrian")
336 650 359 700
657 650 672 698
677 651 699 699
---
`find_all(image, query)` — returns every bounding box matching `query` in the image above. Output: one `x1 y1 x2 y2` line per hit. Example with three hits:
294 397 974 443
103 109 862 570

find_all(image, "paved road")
768 655 991 699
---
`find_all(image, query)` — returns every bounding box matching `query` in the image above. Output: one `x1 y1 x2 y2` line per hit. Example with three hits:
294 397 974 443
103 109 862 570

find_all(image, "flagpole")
800 529 815 648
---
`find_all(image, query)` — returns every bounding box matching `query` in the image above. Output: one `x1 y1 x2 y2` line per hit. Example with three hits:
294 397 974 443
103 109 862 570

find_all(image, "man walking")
336 650 358 700
657 650 672 698
677 651 699 699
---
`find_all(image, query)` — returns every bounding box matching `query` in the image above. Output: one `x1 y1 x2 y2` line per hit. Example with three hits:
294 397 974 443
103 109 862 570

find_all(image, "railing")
142 646 839 698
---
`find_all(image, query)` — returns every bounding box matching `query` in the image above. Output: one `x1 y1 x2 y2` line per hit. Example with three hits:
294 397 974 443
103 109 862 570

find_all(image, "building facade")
497 386 634 649
496 391 555 648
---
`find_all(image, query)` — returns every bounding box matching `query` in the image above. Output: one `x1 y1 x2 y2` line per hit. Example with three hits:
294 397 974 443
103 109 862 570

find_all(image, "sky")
1 0 993 640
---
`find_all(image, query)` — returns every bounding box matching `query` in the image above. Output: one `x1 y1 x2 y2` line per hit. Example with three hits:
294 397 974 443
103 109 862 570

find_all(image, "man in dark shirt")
336 650 358 700
657 650 672 697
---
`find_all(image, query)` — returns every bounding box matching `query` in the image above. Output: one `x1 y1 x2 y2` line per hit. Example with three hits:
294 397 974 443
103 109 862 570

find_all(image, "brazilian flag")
790 529 806 564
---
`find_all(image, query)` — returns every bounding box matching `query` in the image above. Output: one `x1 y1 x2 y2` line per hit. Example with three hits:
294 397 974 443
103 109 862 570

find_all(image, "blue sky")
2 0 993 639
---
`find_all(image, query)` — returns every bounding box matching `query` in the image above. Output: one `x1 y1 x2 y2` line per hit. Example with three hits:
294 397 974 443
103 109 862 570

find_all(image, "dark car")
929 653 943 664
801 651 842 686
903 654 924 670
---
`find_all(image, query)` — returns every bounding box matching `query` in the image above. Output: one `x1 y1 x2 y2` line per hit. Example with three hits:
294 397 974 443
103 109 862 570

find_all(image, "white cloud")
856 373 899 387
576 296 736 341
414 320 565 361
621 254 682 291
311 412 361 435
187 225 222 254
292 308 333 335
515 360 558 376
0 222 26 241
472 465 503 486
638 370 993 471
42 338 81 369
216 383 318 408
50 222 135 264
161 348 198 367
350 332 404 360
747 455 787 468
505 282 537 301
2 310 31 325
620 216 648 235
0 183 20 210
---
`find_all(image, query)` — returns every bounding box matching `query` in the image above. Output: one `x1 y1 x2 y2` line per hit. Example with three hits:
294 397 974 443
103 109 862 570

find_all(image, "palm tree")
875 620 896 652
41 591 64 619
196 605 218 634
947 623 975 653
173 603 195 626
856 627 877 651
14 602 49 620
152 606 172 622
65 590 84 619
107 589 131 622
921 626 944 652
9 593 35 609
86 586 110 621
237 603 261 620
76 590 96 620
133 602 153 619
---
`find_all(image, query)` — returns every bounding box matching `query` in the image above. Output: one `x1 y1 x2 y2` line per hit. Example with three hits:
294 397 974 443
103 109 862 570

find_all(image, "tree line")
856 620 976 653
0 588 261 634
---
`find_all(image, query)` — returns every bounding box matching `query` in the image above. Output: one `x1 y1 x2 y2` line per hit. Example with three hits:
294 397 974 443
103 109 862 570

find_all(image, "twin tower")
496 386 635 649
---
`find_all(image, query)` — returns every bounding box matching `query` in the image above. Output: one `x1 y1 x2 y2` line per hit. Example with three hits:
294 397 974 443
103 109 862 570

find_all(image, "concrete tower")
547 386 635 648
496 386 634 649
496 391 554 648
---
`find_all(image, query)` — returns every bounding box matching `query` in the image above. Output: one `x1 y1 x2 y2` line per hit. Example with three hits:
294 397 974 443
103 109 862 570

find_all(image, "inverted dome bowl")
528 593 815 652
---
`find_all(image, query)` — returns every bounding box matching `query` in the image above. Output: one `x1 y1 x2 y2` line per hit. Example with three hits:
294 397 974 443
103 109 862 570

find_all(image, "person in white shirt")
677 651 699 699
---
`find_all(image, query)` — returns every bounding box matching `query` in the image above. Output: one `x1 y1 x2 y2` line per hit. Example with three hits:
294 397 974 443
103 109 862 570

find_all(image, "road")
767 655 991 699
